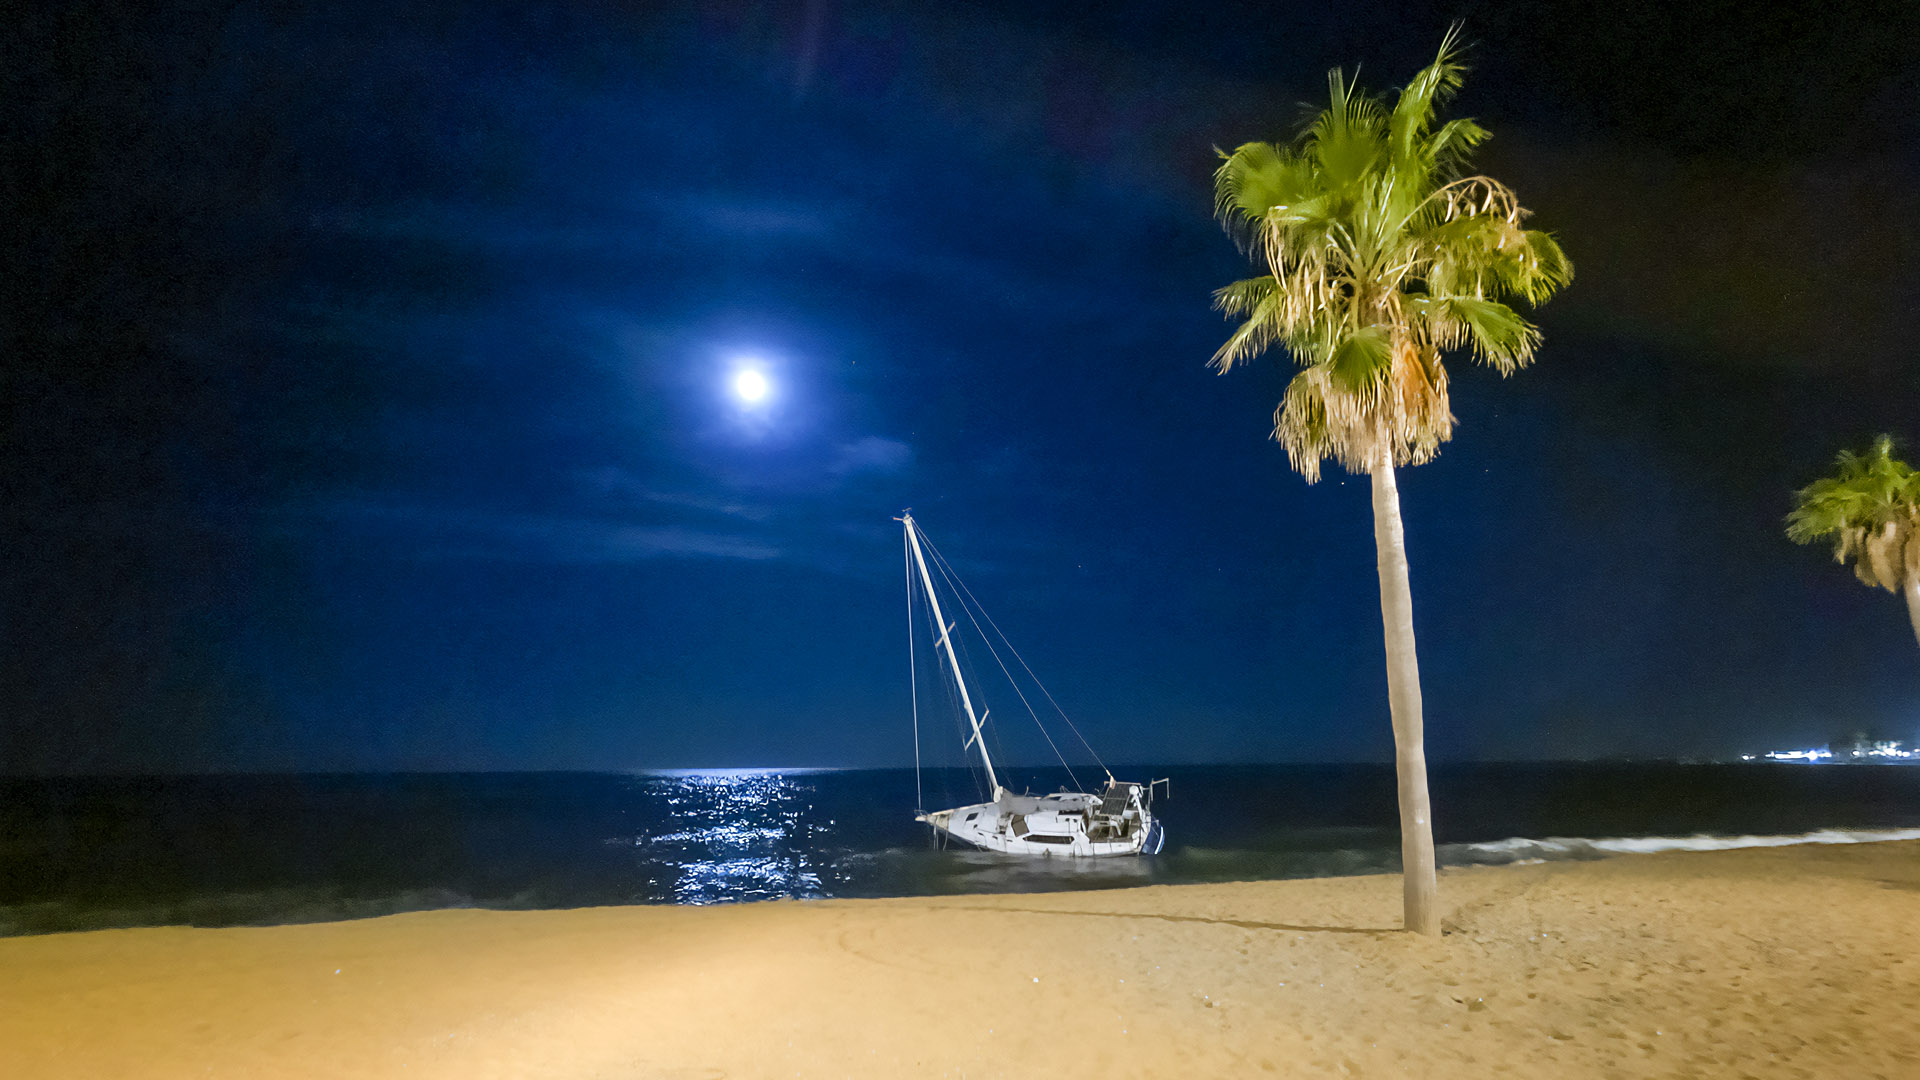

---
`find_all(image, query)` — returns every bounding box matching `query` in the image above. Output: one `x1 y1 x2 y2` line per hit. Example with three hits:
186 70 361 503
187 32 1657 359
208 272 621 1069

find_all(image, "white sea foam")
1444 827 1920 866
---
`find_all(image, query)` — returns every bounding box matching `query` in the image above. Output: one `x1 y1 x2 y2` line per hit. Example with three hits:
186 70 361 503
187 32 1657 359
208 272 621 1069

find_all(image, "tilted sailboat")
900 512 1165 858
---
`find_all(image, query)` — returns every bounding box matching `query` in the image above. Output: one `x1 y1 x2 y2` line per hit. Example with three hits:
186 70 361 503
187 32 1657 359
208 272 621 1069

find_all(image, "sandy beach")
3 840 1917 1079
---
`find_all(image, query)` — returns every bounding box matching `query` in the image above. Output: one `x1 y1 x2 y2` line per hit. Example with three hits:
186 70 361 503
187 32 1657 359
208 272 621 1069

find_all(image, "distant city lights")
1750 741 1915 764
1857 741 1914 760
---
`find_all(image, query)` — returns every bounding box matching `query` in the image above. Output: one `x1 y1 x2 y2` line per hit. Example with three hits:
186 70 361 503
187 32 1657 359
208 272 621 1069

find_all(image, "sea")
4 763 1919 937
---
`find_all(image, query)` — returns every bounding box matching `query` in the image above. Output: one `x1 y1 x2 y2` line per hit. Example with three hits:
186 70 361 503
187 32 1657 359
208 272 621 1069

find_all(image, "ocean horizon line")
6 757 1877 780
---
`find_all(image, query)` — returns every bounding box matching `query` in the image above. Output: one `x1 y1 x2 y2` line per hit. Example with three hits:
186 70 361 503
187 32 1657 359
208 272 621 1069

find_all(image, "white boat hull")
919 785 1165 858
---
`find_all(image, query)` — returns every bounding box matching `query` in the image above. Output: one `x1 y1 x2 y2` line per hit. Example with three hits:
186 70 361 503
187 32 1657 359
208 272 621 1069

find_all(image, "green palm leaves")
1787 436 1920 593
1211 33 1571 481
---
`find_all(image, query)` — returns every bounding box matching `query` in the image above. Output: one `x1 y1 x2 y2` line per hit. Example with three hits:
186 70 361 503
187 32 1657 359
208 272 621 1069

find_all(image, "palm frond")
1786 435 1920 593
1214 142 1307 224
1273 369 1338 483
1388 27 1469 177
1519 230 1574 298
1863 522 1908 590
1327 325 1393 400
1208 30 1570 481
1412 296 1540 374
1423 117 1489 179
1210 276 1290 373
1309 68 1386 191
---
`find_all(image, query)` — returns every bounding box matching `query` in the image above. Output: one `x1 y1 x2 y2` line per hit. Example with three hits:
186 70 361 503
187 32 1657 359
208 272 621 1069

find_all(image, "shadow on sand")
937 903 1400 936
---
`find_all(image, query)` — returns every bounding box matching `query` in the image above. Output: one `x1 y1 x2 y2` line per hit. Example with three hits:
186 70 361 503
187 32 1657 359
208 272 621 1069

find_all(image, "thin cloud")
578 467 776 521
667 194 839 239
831 436 912 476
300 498 781 563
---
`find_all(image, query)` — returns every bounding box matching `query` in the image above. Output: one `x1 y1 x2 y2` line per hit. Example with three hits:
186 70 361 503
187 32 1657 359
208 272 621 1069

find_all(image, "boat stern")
1142 817 1166 855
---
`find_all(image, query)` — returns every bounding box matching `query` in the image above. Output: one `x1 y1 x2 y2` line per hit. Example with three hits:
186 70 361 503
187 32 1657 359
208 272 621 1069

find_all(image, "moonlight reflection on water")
621 769 1160 904
630 771 831 904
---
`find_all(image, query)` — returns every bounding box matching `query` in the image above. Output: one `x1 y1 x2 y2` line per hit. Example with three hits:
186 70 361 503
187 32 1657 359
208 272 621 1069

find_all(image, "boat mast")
901 513 1002 797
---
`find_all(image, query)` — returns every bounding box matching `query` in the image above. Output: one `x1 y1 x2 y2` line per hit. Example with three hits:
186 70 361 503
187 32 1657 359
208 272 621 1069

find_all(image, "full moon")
732 368 769 404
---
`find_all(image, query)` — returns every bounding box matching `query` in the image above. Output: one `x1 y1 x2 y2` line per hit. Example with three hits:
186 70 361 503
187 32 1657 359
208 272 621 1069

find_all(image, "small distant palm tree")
1209 31 1570 935
1786 436 1920 649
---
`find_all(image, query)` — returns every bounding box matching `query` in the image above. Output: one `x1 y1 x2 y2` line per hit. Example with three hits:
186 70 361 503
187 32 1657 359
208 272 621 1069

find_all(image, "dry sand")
3 840 1917 1079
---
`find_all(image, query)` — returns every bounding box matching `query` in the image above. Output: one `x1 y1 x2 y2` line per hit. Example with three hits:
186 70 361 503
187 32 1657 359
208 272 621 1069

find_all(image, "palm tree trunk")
1905 572 1920 651
1370 458 1440 935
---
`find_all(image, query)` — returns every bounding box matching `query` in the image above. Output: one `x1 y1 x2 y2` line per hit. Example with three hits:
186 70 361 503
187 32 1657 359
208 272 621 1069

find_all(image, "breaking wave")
1442 827 1920 867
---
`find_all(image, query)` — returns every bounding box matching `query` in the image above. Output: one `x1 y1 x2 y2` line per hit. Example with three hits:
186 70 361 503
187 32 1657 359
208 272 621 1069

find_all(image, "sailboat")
900 511 1166 858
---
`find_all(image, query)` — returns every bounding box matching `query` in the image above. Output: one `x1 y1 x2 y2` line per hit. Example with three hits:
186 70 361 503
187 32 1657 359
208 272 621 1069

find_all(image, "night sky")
5 0 1918 773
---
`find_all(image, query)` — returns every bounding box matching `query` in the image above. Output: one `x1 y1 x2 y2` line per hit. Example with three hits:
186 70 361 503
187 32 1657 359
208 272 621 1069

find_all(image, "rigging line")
921 530 1108 777
923 581 987 804
905 526 922 815
919 533 1082 793
928 596 981 802
923 537 1072 790
922 542 1010 799
919 530 1110 780
943 600 1002 798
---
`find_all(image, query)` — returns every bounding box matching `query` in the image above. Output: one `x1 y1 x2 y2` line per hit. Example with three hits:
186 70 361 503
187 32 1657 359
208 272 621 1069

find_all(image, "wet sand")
3 840 1917 1078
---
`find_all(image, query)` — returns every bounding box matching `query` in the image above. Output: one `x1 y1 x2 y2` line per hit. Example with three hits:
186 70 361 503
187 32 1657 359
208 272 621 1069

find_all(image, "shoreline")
4 840 1918 1078
11 823 1920 940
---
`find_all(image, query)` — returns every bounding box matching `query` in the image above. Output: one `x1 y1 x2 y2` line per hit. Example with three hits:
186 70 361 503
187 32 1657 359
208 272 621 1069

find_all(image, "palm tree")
1786 436 1920 649
1209 32 1571 935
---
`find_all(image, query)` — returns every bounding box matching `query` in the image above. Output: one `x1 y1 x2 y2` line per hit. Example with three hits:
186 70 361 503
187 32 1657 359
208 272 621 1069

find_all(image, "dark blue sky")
5 0 1918 772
